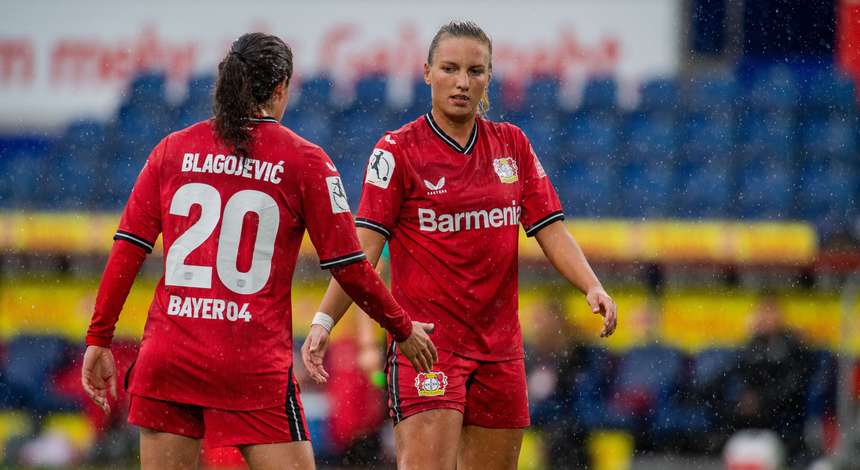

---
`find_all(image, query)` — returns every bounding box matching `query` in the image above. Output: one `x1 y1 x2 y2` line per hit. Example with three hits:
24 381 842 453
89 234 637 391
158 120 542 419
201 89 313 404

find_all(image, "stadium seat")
745 65 800 112
284 108 333 151
556 158 616 217
681 115 734 164
624 113 677 160
609 344 685 431
522 75 562 116
46 120 107 209
638 78 680 114
676 161 732 218
294 75 335 111
796 161 856 237
739 111 795 157
4 336 78 413
579 77 618 111
173 74 215 129
618 161 674 218
802 69 857 115
563 111 620 160
684 72 737 115
805 350 837 420
736 160 793 219
801 114 856 160
0 144 52 209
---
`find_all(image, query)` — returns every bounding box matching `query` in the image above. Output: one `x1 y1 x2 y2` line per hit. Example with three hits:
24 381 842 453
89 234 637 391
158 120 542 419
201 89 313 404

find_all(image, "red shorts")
385 345 530 429
127 369 309 448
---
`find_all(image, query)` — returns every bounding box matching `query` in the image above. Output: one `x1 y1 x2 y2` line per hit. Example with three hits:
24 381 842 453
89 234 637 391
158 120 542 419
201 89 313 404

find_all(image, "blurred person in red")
80 32 436 470
301 20 617 470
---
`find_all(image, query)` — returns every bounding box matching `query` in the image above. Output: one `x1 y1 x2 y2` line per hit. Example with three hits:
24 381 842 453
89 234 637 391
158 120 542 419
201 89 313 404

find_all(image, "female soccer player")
301 21 617 470
80 32 437 470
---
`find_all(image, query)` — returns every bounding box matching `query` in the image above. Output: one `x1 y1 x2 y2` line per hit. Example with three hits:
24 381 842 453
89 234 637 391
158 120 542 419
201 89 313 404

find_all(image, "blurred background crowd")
2 0 860 469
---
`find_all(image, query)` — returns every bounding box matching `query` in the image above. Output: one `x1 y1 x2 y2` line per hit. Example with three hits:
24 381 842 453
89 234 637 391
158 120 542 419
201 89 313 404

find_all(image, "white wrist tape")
311 312 335 332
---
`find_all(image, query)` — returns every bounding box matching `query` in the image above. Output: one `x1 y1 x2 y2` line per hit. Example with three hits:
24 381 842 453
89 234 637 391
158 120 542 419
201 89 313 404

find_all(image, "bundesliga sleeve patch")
365 148 395 189
326 176 350 214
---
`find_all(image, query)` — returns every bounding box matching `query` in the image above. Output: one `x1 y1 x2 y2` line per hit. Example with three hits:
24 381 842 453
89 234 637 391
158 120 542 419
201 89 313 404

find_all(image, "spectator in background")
525 297 589 468
729 295 813 466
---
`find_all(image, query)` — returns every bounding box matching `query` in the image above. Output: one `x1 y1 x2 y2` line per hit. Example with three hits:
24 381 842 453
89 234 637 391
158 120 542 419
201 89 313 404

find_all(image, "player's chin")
442 102 478 120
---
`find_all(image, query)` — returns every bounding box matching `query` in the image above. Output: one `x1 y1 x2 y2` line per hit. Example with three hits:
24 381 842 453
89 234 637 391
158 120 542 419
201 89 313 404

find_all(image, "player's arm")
299 148 436 382
83 140 164 414
317 228 386 326
515 126 616 338
534 221 617 337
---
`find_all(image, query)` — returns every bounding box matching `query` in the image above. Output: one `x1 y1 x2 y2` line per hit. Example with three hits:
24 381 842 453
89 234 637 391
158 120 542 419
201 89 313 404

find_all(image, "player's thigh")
394 408 463 470
139 427 202 470
240 441 315 470
458 425 524 470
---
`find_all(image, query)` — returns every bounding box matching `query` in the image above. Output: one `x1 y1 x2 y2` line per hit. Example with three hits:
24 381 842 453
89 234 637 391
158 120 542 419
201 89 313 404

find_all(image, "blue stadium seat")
506 110 562 172
801 115 856 160
126 72 168 107
796 161 856 237
638 78 680 114
682 115 734 164
805 350 837 419
352 75 389 109
745 65 800 112
564 112 619 159
557 159 616 217
523 75 562 115
5 336 78 413
676 161 731 218
294 75 334 110
284 109 332 150
619 162 674 218
736 160 793 219
580 77 617 111
608 345 686 432
47 120 107 208
405 78 432 118
624 113 677 160
739 110 795 157
802 69 857 114
684 72 737 115
173 74 215 129
0 146 51 208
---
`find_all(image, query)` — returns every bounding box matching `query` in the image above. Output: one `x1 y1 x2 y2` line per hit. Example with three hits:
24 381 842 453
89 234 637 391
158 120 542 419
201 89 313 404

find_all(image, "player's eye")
441 65 456 73
469 68 485 76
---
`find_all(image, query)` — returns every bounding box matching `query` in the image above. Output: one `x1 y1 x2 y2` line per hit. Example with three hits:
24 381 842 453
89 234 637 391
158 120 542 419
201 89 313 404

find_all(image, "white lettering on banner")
418 201 521 233
167 294 252 322
0 0 679 127
181 153 284 184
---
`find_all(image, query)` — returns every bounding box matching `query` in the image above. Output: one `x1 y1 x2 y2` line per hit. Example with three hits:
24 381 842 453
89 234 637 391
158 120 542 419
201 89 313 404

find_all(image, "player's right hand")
301 324 331 384
81 345 117 415
397 321 438 373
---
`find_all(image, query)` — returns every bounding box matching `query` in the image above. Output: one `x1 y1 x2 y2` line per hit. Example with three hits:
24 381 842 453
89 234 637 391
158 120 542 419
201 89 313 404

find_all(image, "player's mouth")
449 94 470 106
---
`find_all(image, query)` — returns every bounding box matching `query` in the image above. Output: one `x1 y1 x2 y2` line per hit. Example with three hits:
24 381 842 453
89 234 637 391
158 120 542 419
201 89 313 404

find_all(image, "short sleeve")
114 140 165 252
355 135 405 239
299 147 366 269
517 128 564 237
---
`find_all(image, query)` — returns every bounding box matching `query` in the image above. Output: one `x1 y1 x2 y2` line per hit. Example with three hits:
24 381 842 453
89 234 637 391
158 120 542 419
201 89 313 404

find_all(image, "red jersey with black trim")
111 118 368 410
356 113 564 361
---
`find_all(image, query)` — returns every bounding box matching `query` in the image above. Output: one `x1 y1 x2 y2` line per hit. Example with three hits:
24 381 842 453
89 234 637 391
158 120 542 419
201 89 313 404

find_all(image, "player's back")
123 117 327 410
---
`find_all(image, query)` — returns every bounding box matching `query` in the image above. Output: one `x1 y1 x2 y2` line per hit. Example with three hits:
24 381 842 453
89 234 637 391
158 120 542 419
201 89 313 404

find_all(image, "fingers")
418 322 435 334
598 296 618 338
587 293 601 314
302 333 330 384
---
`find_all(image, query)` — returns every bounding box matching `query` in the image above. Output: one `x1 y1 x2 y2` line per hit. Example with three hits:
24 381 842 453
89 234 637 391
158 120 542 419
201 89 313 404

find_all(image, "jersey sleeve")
355 135 405 239
114 139 165 252
517 128 565 237
299 147 366 269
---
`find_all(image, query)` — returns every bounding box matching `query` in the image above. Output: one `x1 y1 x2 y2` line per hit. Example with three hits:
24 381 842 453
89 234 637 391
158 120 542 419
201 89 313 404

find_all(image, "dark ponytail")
214 33 293 156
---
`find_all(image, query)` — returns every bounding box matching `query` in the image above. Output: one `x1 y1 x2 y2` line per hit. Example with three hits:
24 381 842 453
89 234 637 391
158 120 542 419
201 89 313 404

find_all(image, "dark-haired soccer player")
81 32 436 470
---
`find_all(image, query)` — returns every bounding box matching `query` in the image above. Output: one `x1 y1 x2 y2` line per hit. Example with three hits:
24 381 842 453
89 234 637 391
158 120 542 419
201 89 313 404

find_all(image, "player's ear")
423 63 431 85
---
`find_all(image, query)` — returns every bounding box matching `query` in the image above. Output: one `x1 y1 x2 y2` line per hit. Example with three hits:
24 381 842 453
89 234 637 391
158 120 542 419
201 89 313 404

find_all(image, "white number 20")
165 183 280 295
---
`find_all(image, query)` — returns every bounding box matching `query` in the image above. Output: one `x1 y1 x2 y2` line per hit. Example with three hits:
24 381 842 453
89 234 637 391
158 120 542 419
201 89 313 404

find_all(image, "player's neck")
430 108 476 148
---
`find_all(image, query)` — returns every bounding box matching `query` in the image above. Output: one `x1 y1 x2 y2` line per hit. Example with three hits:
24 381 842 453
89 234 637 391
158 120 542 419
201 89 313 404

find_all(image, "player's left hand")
81 345 117 414
586 286 618 338
301 325 331 384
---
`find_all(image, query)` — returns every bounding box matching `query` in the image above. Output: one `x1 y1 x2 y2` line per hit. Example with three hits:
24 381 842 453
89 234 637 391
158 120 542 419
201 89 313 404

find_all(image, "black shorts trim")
284 366 309 442
355 218 391 239
524 211 565 237
114 230 155 253
319 251 366 270
386 342 403 424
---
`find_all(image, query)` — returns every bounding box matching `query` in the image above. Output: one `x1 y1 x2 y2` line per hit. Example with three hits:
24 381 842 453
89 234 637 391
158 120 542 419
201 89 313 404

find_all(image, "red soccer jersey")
356 114 564 361
113 118 368 410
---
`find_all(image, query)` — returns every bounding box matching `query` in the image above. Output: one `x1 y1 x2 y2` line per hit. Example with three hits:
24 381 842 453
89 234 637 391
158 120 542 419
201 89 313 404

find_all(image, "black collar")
248 116 280 124
424 113 478 154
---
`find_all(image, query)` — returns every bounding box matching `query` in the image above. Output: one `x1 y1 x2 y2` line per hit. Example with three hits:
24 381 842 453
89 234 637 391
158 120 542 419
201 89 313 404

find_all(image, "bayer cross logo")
365 148 395 189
